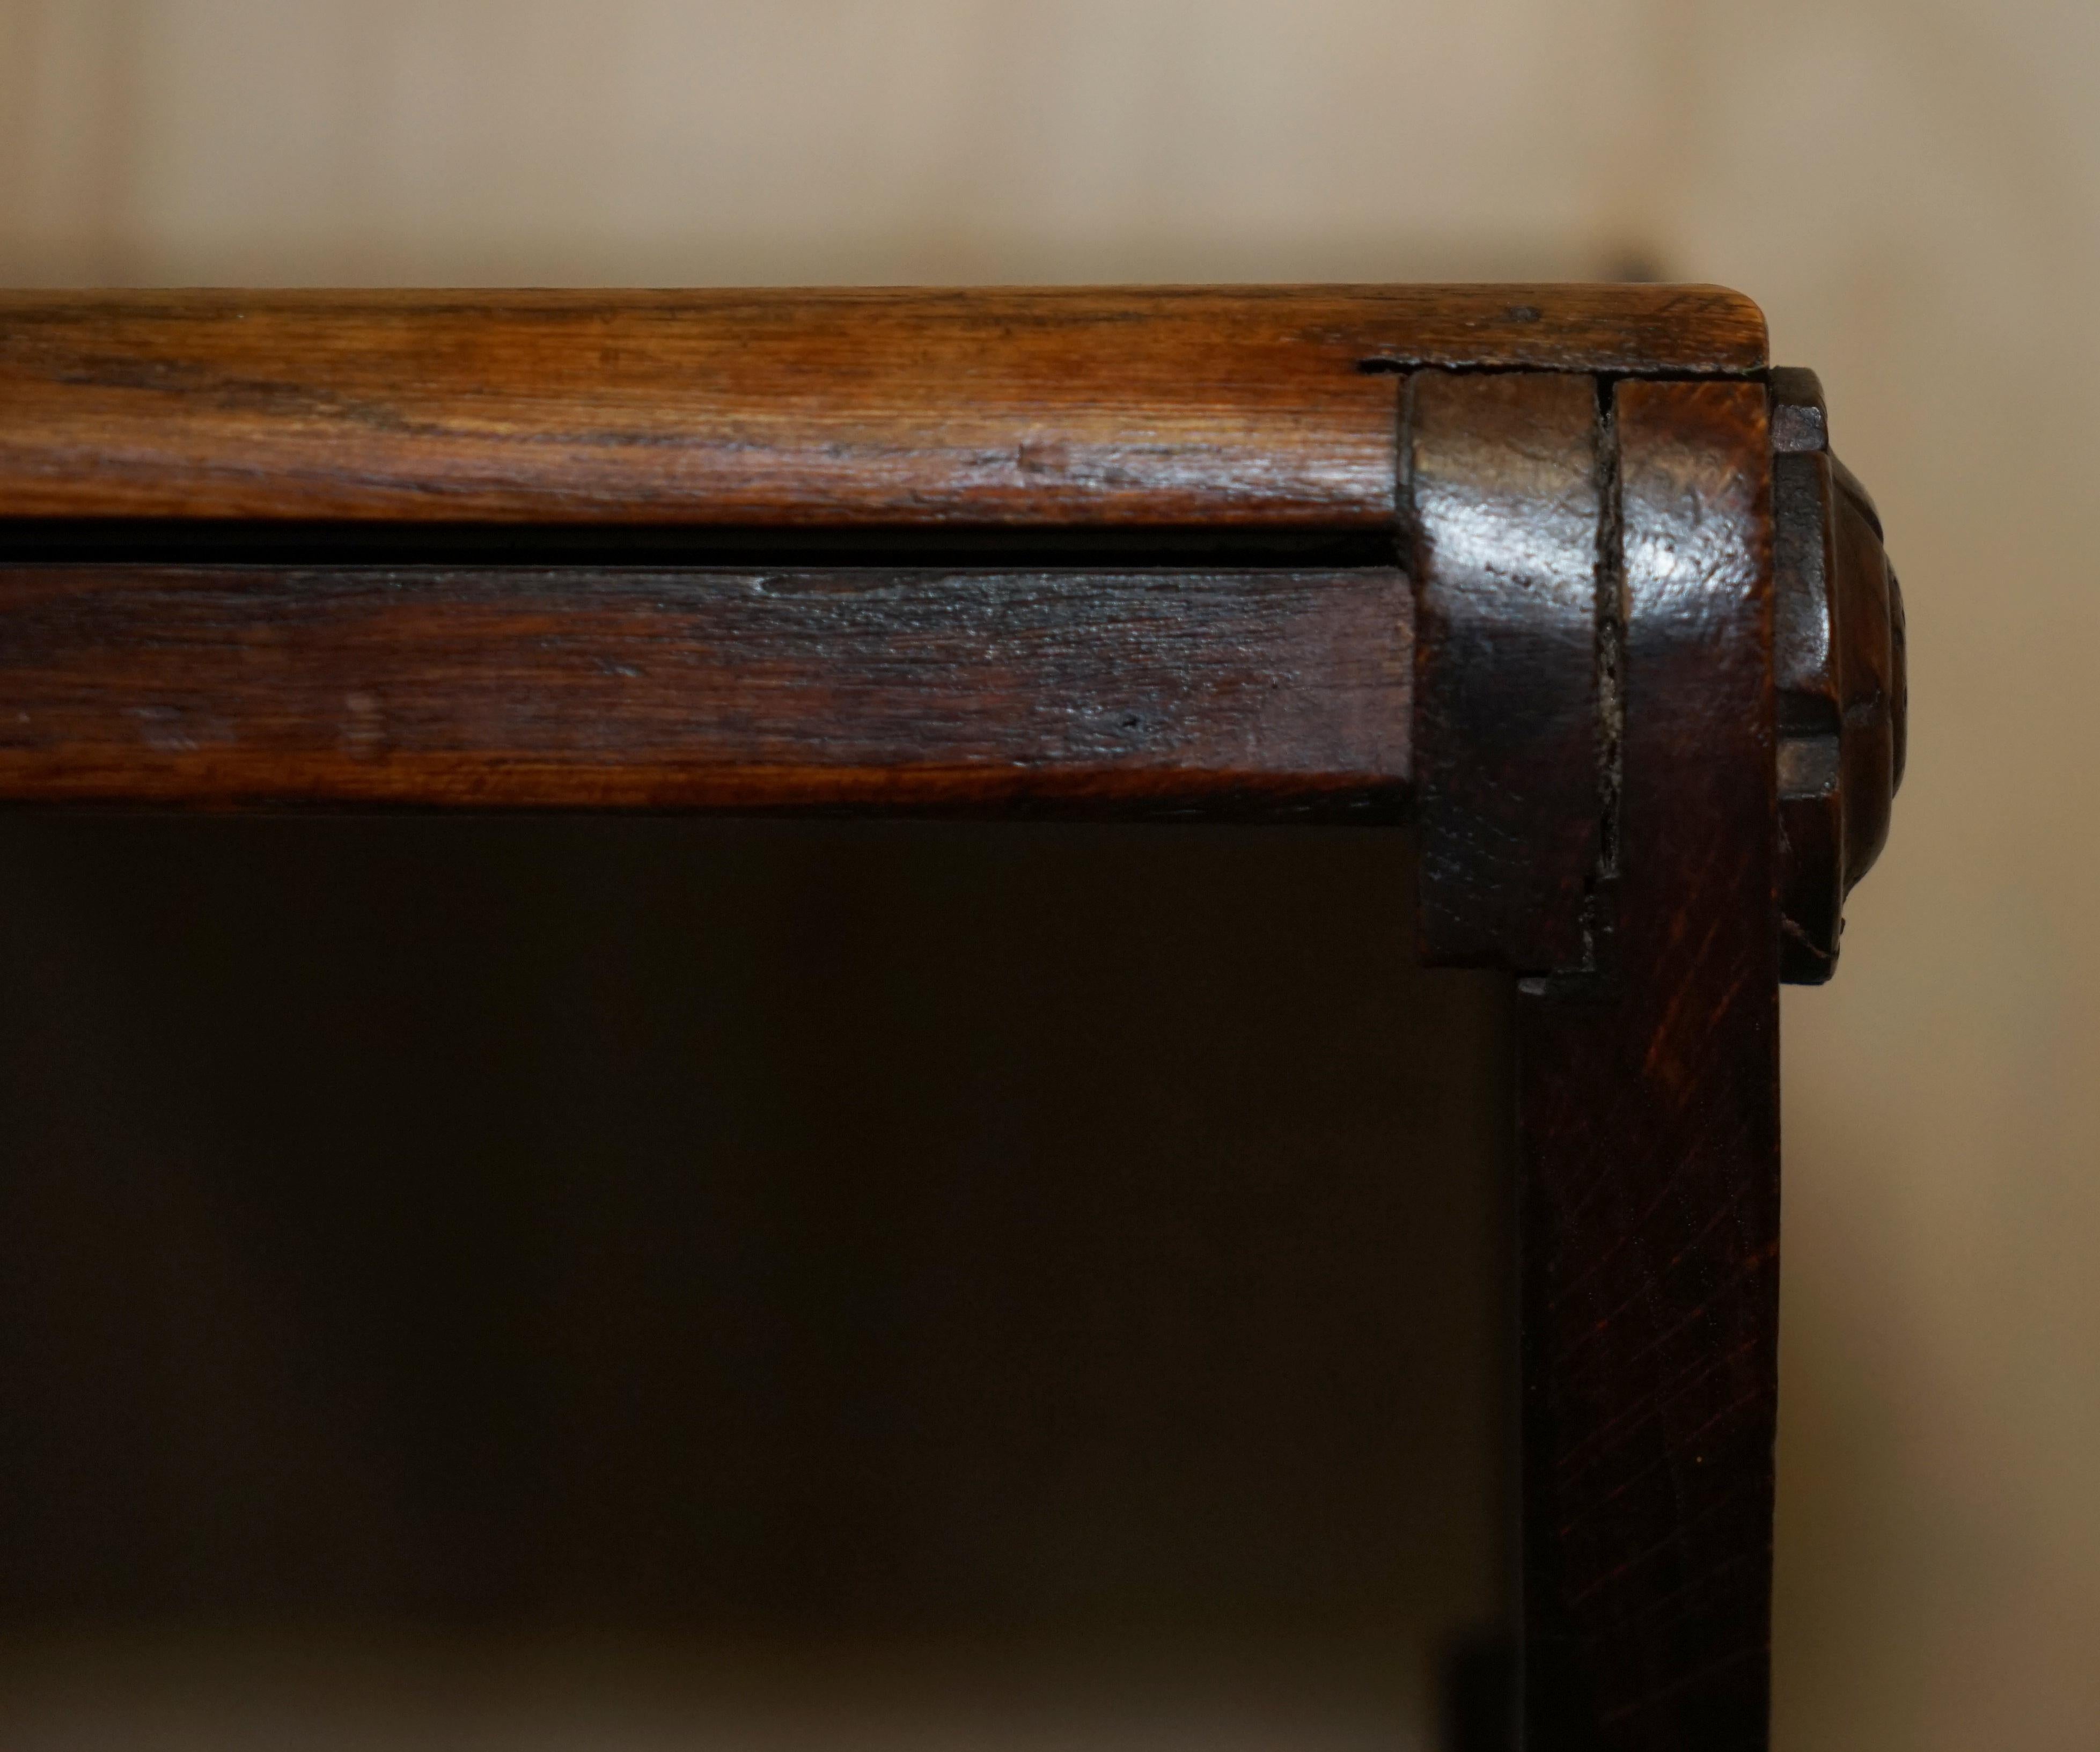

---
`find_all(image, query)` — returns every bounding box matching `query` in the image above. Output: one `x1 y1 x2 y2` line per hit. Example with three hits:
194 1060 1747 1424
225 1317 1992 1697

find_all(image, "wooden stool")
0 285 1903 1750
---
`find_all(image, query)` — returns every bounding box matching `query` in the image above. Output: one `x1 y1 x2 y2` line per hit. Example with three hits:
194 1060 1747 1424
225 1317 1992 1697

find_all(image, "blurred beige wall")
4 2 2098 1748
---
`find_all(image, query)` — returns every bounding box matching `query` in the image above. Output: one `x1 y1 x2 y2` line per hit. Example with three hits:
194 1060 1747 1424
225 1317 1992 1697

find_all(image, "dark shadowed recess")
0 815 1509 1696
0 519 1393 569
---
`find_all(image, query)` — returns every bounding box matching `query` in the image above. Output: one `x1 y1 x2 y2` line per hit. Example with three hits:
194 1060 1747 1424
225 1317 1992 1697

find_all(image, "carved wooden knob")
1771 368 1907 983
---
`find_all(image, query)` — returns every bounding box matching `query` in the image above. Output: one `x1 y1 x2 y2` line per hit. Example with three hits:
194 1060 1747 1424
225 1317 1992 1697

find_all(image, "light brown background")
3 2 2097 1748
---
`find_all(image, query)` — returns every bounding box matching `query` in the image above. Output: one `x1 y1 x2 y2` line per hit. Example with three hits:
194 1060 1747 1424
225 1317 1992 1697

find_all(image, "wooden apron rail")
0 284 1767 819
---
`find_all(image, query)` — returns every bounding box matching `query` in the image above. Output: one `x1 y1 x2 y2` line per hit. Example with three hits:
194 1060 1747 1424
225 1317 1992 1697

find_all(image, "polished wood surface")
1408 369 1604 973
0 565 1408 812
0 286 1764 530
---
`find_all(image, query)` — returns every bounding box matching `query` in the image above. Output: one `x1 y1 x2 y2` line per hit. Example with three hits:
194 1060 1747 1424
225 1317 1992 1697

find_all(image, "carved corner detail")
1769 366 1907 983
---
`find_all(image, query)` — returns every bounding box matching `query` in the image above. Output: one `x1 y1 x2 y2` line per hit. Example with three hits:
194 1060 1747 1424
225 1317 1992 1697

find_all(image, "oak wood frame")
0 285 1796 1751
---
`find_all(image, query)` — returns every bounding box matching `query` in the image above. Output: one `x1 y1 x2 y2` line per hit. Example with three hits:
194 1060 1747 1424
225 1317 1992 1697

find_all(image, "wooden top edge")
0 284 1764 527
0 281 1767 363
0 280 1757 301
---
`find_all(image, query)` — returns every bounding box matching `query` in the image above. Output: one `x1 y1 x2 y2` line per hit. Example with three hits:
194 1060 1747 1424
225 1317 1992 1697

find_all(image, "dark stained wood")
1408 369 1604 973
1769 367 1907 983
0 282 1897 1752
0 565 1409 813
0 287 1764 529
1514 378 1778 1750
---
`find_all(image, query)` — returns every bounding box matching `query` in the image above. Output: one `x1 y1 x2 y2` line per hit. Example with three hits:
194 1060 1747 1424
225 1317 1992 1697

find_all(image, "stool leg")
1515 379 1780 1751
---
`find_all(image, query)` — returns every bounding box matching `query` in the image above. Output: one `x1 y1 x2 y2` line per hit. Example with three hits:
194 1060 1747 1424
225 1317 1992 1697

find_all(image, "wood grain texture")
1515 379 1778 1750
1408 369 1604 972
0 565 1409 813
0 286 1764 529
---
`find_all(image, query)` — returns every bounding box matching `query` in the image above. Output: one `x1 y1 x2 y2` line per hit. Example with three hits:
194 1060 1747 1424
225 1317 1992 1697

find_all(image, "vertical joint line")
1395 370 1421 582
1588 379 1627 966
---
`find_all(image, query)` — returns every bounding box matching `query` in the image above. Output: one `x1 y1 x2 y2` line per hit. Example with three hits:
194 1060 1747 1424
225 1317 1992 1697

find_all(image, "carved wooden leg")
1515 380 1779 1751
1411 372 1783 1750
